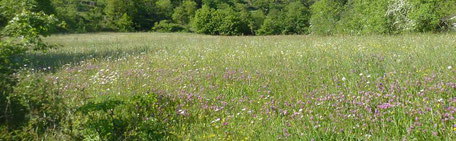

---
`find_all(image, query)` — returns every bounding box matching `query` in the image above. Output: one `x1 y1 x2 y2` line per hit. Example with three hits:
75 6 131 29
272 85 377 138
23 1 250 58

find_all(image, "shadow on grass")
24 46 152 72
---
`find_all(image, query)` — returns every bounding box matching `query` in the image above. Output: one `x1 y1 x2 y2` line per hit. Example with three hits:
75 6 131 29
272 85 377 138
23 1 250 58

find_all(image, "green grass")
17 32 456 140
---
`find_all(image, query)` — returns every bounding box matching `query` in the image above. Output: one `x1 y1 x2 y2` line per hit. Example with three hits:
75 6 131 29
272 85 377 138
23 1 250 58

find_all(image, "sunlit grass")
21 32 456 140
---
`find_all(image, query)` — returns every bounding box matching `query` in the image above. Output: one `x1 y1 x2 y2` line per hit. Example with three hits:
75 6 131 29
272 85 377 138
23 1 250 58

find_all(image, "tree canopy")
1 0 455 35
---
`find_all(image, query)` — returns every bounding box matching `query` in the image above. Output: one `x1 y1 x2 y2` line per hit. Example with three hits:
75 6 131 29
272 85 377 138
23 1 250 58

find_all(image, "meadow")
13 33 456 140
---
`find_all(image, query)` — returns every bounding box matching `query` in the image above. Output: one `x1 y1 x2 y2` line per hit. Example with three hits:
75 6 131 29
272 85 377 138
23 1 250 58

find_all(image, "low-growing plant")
152 20 185 32
0 8 61 139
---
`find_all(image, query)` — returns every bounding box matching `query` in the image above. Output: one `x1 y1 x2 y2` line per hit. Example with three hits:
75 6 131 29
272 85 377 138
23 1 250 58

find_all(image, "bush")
73 93 179 140
249 10 266 34
386 0 415 33
215 7 250 35
193 5 250 35
0 9 61 139
310 0 344 35
257 9 284 35
152 20 185 32
282 1 311 34
407 0 456 32
116 13 134 32
172 0 198 25
193 5 217 34
337 0 390 34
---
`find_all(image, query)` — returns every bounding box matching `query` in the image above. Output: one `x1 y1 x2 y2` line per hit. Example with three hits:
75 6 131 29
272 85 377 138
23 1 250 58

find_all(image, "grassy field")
18 33 456 140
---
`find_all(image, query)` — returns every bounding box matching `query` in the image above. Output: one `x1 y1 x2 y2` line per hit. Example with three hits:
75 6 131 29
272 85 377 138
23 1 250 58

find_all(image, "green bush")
193 5 250 35
337 0 390 34
386 0 415 33
248 10 266 34
215 7 250 35
193 5 217 34
310 0 344 35
0 9 61 139
116 13 135 32
172 0 198 25
407 0 456 32
257 9 284 35
282 1 311 34
73 93 179 140
152 20 185 32
2 71 182 140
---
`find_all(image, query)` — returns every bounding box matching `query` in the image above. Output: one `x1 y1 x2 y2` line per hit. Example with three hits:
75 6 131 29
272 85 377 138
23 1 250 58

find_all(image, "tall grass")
13 33 456 140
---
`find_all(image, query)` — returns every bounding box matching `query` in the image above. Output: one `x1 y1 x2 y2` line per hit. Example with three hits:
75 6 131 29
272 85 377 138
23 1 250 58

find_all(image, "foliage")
309 0 344 35
386 0 415 33
282 1 311 34
192 5 217 34
116 13 134 32
74 93 177 140
0 9 61 140
152 20 185 32
337 0 390 34
2 0 453 35
15 32 456 140
215 7 250 35
257 9 284 35
172 0 198 25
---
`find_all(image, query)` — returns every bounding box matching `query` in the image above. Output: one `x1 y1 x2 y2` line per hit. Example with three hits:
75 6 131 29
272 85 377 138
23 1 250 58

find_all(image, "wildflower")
283 128 289 137
377 103 395 109
449 66 453 69
211 118 221 123
342 77 346 81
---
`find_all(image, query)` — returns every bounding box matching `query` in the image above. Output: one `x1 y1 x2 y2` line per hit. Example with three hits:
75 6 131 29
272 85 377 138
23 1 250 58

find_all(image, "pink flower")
377 103 395 109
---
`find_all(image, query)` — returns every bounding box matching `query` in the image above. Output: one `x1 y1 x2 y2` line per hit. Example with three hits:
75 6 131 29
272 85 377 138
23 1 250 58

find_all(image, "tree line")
1 0 455 35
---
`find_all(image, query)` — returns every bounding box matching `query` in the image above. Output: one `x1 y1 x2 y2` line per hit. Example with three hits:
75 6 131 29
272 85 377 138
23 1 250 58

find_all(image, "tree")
283 1 311 34
1 9 61 134
309 0 344 35
257 9 283 35
104 0 134 31
172 0 198 25
193 5 216 34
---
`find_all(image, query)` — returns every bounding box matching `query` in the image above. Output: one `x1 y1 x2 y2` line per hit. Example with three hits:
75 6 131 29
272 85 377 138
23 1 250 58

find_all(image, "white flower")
211 118 221 123
448 66 452 70
359 73 363 76
367 75 371 78
342 77 346 81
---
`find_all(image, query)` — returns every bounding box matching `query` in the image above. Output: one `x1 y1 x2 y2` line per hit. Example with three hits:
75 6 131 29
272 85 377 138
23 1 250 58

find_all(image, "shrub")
337 0 390 34
193 5 250 35
172 0 198 25
257 9 284 35
0 9 61 139
152 20 185 32
116 13 134 32
72 93 179 140
386 0 415 33
407 0 456 32
215 7 250 35
249 10 266 34
310 0 344 35
193 5 217 34
282 1 311 34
